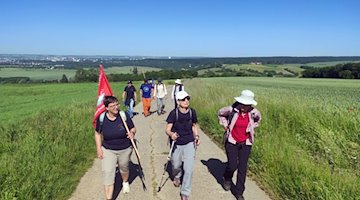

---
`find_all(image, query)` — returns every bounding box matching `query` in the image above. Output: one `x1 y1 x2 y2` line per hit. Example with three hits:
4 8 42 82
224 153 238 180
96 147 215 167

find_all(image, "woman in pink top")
218 90 261 200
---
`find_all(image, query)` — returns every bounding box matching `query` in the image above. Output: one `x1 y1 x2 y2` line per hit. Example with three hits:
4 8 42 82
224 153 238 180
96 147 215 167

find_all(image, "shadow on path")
201 158 227 185
112 161 143 199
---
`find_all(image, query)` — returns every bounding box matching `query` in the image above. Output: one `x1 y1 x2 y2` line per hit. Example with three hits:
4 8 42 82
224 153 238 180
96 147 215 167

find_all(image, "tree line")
73 68 199 83
302 63 360 79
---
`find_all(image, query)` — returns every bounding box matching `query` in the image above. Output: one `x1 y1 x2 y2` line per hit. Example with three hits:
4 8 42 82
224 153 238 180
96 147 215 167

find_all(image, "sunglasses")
178 96 190 101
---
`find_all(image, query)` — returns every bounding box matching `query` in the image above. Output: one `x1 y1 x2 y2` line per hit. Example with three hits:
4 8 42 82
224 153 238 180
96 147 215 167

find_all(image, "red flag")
93 64 113 128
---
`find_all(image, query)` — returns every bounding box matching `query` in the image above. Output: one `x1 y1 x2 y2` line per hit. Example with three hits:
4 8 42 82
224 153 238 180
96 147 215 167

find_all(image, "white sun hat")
175 79 182 84
234 90 257 106
176 91 189 100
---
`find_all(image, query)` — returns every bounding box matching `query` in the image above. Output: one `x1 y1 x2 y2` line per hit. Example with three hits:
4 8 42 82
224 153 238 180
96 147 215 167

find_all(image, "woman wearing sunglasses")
165 91 200 200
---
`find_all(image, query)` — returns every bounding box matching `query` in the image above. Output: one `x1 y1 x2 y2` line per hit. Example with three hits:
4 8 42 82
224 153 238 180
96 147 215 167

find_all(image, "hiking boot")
236 195 245 200
122 181 130 194
173 177 181 187
222 180 231 191
180 194 189 200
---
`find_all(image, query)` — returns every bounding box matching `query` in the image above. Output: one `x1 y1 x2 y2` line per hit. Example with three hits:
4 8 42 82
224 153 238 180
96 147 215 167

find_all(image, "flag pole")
119 113 141 160
119 112 147 191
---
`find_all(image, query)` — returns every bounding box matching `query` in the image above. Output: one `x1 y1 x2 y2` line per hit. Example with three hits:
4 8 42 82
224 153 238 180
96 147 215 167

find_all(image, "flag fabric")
93 64 113 128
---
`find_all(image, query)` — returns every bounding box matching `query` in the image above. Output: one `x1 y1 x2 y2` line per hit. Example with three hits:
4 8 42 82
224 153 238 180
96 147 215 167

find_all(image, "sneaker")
122 181 130 194
180 194 189 200
173 177 181 187
222 180 231 191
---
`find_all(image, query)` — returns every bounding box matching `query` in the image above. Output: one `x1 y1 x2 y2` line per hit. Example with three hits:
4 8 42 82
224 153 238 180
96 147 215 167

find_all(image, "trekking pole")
157 140 175 192
119 112 147 191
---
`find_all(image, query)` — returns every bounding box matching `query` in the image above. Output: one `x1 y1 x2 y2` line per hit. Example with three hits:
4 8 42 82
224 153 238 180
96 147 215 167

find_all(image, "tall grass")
0 102 95 199
186 77 360 200
0 82 129 199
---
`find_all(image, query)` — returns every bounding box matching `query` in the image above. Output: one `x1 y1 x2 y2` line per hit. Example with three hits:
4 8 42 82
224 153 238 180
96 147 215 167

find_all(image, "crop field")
186 77 359 200
0 77 358 200
197 64 303 76
105 66 162 74
226 64 297 75
0 66 161 81
0 68 78 80
0 82 127 200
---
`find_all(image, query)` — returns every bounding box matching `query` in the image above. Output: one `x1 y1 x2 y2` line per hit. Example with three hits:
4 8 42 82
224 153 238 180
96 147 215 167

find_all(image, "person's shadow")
112 161 145 199
201 158 227 185
202 158 242 199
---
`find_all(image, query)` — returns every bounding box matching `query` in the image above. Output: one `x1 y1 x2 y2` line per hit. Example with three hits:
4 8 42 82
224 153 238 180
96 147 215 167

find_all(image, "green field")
0 78 359 200
0 66 162 81
0 82 129 200
0 68 78 80
197 61 360 76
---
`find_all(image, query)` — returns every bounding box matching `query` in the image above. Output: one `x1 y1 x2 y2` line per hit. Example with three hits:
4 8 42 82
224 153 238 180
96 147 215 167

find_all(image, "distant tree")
132 67 138 75
60 74 68 83
339 70 354 79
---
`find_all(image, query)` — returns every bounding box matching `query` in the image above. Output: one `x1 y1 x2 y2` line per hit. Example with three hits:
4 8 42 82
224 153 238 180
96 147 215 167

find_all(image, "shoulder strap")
119 110 127 121
175 108 178 121
175 108 192 122
228 109 237 128
99 112 106 132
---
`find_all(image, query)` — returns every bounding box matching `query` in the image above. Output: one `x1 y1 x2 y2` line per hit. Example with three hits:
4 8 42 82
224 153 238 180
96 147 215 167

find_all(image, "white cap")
175 79 182 84
176 91 189 100
234 90 257 106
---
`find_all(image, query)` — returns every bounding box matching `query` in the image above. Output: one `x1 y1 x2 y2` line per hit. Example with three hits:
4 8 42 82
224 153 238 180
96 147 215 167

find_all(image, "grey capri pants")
101 146 133 185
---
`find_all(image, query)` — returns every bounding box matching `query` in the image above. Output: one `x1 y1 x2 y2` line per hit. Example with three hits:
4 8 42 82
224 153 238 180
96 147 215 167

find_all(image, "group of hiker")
94 78 261 200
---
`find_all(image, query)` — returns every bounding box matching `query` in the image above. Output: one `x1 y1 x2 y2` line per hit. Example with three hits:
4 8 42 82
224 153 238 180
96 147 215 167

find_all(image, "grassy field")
0 82 131 200
0 78 359 199
0 66 162 81
197 61 360 76
0 68 78 80
186 77 359 200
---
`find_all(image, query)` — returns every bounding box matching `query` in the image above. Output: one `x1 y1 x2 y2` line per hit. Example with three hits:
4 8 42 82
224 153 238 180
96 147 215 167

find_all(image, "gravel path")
69 87 271 200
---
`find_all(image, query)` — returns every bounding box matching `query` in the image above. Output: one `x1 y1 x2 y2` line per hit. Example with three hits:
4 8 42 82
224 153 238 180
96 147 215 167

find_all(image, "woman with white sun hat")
217 89 261 200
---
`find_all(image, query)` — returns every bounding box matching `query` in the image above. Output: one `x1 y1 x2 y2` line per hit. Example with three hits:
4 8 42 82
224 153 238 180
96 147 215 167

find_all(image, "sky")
1 0 359 57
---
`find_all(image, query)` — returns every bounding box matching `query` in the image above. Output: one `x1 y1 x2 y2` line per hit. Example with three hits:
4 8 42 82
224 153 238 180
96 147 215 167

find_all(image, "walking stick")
119 112 147 191
157 140 175 192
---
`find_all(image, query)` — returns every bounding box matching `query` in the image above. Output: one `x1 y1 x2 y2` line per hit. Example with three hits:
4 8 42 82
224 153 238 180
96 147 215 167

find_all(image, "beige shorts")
101 146 133 185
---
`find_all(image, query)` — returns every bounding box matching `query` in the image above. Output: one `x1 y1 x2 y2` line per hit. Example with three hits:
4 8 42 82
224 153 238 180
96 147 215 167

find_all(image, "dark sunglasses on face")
179 96 190 101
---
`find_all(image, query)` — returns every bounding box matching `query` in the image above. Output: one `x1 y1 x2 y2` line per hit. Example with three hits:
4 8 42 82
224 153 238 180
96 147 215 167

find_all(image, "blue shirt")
140 83 153 98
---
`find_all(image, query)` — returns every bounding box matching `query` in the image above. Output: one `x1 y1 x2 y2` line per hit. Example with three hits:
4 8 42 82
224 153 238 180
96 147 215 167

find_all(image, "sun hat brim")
234 97 257 106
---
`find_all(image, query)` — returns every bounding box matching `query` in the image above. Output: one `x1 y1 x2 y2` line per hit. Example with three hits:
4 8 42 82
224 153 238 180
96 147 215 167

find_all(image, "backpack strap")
119 110 127 122
175 107 192 123
99 112 106 132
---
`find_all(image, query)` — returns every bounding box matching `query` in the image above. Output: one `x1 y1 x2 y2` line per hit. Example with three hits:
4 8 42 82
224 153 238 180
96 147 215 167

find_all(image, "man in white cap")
165 90 200 200
217 90 261 200
171 79 184 109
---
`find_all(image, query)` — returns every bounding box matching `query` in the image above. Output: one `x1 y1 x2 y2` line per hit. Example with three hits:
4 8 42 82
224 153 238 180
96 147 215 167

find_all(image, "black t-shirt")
124 85 136 99
166 108 198 145
95 112 135 150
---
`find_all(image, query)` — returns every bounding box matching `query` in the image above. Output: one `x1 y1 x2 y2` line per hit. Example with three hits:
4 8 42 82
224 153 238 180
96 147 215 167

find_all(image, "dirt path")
69 87 271 200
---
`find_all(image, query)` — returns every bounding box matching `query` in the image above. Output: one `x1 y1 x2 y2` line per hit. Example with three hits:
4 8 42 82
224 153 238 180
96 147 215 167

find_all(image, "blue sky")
1 0 359 57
